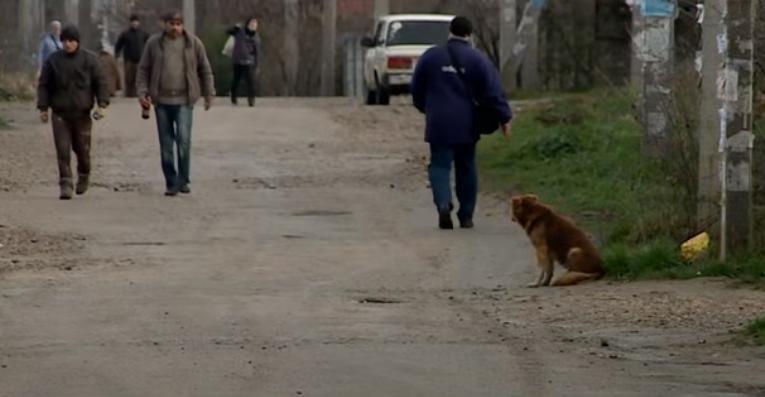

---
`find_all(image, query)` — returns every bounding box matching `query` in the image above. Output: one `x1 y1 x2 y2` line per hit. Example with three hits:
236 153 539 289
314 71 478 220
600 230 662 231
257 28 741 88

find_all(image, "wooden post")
321 0 337 96
499 0 518 92
720 0 756 257
697 1 723 233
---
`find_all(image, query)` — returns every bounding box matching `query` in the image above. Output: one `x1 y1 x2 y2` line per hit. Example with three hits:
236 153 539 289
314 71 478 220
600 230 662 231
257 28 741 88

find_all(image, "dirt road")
1 98 764 396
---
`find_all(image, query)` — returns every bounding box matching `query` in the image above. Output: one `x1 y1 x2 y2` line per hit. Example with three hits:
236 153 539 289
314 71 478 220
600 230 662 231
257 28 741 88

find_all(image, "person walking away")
411 16 512 229
226 17 260 106
136 10 215 197
97 46 122 96
37 25 109 200
36 21 62 78
115 14 149 97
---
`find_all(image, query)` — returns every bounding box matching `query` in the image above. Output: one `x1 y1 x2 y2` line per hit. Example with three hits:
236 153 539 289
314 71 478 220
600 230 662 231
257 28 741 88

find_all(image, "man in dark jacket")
226 17 260 106
37 25 109 200
411 16 512 229
115 15 149 97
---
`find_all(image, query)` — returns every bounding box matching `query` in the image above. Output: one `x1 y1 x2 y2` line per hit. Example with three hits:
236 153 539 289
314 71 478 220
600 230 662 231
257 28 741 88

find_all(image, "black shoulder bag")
445 44 501 136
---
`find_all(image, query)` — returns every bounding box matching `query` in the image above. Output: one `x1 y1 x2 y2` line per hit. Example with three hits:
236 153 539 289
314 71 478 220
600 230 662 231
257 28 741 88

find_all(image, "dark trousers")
124 60 138 97
231 64 257 105
428 143 478 221
155 104 193 190
51 114 92 187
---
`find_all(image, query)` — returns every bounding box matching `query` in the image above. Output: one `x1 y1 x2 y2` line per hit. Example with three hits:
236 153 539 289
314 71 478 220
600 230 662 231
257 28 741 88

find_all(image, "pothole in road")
358 297 403 304
291 210 352 217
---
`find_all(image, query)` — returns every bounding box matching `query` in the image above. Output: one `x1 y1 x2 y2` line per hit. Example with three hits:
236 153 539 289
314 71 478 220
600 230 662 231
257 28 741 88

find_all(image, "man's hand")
502 121 512 139
204 96 213 111
40 110 49 124
139 95 152 109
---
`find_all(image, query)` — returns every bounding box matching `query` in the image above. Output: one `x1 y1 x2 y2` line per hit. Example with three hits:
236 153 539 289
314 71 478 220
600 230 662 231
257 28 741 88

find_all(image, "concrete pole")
630 3 643 94
499 0 518 92
284 0 300 96
634 0 676 158
374 0 390 18
19 0 45 69
697 1 723 233
720 0 756 257
519 0 540 90
64 0 80 26
512 0 546 72
320 0 337 96
183 0 195 35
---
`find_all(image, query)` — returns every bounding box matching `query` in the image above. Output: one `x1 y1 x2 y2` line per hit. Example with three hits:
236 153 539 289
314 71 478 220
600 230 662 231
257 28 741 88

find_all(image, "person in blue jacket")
411 16 512 230
36 21 62 78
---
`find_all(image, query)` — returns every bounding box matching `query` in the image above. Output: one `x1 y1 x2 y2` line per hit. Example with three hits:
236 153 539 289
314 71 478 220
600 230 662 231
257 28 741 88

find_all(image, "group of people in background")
34 10 260 200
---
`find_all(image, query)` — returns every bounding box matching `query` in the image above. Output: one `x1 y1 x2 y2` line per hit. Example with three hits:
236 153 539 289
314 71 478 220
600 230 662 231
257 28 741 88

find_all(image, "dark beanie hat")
60 25 81 42
450 16 473 37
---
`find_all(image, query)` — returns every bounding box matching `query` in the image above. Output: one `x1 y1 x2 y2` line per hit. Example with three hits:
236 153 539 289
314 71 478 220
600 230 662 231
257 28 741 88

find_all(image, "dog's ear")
523 194 539 204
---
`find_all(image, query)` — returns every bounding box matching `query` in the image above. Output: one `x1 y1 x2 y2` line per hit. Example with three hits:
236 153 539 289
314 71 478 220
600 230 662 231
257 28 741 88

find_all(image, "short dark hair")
129 14 140 22
450 16 473 37
162 10 183 22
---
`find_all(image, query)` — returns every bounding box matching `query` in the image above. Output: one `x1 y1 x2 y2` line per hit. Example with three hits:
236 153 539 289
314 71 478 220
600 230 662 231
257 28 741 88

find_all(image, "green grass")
745 317 765 346
479 88 765 282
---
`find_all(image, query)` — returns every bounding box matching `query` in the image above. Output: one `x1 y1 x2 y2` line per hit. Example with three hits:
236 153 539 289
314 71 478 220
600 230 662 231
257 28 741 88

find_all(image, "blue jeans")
155 104 193 190
428 143 478 220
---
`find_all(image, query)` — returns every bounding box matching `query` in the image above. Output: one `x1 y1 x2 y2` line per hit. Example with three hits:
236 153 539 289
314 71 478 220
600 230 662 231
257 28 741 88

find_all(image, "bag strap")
445 43 478 105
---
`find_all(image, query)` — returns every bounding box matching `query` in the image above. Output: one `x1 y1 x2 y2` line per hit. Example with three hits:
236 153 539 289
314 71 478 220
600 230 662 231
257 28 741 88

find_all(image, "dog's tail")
552 271 602 286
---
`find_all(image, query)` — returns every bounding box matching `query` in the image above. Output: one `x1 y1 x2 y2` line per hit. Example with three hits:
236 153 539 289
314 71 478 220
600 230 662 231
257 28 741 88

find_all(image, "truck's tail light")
387 56 413 70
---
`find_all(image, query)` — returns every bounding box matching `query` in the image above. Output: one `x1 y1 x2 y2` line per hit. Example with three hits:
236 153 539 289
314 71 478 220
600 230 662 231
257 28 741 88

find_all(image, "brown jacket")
98 51 122 96
136 31 215 105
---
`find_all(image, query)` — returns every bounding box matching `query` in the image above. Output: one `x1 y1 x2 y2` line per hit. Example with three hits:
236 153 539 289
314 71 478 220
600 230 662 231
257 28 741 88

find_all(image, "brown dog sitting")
511 194 604 287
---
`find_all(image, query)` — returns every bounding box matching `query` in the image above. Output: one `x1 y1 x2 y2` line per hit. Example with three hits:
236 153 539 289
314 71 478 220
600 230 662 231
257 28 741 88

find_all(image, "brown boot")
76 174 89 195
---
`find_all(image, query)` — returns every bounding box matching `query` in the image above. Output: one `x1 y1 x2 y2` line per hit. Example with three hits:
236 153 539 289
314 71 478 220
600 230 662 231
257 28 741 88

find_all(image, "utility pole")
512 0 546 73
629 1 643 94
183 0 195 35
320 0 337 96
719 0 756 258
19 0 45 69
499 0 518 92
697 1 723 233
633 0 677 158
374 0 390 18
64 0 80 25
284 0 300 96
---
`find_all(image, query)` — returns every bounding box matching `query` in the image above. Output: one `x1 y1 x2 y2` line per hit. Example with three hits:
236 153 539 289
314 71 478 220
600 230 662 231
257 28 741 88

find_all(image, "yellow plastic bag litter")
681 232 710 262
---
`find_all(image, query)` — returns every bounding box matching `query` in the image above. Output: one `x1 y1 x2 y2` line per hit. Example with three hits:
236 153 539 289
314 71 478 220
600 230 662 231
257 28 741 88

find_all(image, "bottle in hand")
141 105 151 120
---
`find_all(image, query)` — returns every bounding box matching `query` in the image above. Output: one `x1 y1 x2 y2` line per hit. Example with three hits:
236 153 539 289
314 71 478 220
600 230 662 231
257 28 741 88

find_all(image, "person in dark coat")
226 17 260 106
115 14 149 97
411 16 512 229
37 25 110 200
97 46 122 96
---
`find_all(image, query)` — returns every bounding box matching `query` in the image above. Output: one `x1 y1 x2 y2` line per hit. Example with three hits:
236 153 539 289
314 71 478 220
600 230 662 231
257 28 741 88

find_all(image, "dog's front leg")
528 246 553 288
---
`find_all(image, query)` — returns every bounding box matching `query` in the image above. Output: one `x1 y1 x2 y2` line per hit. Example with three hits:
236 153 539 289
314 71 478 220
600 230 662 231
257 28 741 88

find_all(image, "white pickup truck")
361 14 455 105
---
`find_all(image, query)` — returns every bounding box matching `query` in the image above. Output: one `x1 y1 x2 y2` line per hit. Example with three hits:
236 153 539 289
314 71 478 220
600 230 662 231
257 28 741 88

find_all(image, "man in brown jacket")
37 25 109 200
136 10 215 196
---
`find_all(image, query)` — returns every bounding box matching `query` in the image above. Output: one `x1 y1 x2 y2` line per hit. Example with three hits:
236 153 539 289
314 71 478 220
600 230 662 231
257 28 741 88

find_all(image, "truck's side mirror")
361 36 376 48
